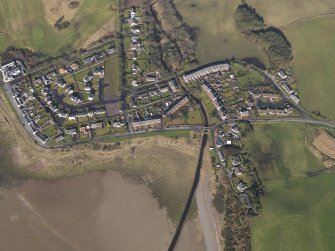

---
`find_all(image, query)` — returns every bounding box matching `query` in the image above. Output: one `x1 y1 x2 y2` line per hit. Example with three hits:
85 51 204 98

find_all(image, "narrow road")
196 168 221 251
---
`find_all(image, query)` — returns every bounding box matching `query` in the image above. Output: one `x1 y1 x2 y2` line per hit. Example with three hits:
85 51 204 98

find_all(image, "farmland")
245 0 335 27
284 16 335 120
174 0 268 66
0 0 117 55
244 123 335 250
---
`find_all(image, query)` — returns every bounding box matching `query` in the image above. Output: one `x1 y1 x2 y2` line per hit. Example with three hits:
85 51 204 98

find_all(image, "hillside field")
174 0 268 66
245 123 335 250
245 0 335 27
0 0 117 55
284 16 335 120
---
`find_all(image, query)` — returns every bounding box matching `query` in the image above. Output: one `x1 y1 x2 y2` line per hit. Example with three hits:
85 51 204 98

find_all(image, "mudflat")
0 171 173 251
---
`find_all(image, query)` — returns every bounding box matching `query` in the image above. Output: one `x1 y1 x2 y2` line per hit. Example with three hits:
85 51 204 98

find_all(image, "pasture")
174 0 268 66
245 0 335 28
244 123 335 250
0 0 117 55
284 16 335 120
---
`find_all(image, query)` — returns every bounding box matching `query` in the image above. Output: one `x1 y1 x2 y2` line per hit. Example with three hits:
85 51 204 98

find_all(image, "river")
0 171 174 251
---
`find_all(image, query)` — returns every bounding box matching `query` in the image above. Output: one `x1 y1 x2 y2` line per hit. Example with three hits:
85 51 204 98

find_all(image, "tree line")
235 4 292 68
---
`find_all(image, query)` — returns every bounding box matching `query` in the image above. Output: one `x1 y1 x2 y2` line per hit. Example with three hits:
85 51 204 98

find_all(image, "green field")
284 16 335 120
245 123 335 250
174 0 268 66
0 0 116 55
104 56 120 99
245 0 335 27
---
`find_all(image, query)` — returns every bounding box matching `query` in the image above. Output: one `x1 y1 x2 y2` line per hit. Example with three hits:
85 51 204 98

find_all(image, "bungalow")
57 78 67 88
69 63 79 71
83 56 94 64
290 94 300 104
65 128 77 135
35 132 48 145
130 7 136 18
106 47 116 55
76 111 87 118
231 155 242 166
93 66 104 75
239 109 249 119
58 67 68 75
55 134 65 142
132 64 141 74
90 122 103 129
237 182 247 192
131 35 139 43
56 111 68 118
95 108 106 115
83 74 93 82
159 86 169 93
0 60 24 82
282 82 293 94
131 27 140 34
66 86 74 95
88 92 94 101
217 151 225 162
168 80 179 93
278 69 288 79
93 51 105 60
68 114 76 120
84 83 92 92
112 121 125 128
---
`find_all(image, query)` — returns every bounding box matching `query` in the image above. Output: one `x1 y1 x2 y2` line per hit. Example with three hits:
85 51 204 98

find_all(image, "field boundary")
280 12 335 30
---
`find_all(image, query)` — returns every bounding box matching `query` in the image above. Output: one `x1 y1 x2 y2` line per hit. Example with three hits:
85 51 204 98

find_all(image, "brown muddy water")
0 171 174 251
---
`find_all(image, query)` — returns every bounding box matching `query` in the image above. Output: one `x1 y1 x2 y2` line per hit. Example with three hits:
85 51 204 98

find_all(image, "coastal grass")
244 123 335 250
174 0 268 66
0 0 117 55
284 16 335 121
0 89 201 223
245 0 335 27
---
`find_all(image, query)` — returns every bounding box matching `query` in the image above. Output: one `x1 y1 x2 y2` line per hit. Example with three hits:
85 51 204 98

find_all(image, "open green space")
245 0 335 27
174 0 268 66
283 16 335 120
244 123 335 251
0 0 117 55
104 56 120 99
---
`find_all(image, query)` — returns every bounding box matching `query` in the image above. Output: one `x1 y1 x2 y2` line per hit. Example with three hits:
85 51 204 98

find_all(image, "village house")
0 60 24 82
131 118 162 131
183 63 230 83
164 95 190 117
277 69 288 79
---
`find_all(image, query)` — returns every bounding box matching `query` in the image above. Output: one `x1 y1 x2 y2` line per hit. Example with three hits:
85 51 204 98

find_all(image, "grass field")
0 0 117 55
104 56 120 99
284 16 335 120
245 0 335 27
174 0 268 66
244 123 335 250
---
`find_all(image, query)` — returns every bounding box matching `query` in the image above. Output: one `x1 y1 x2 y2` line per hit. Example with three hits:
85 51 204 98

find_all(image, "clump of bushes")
68 1 80 9
54 16 71 30
235 4 292 68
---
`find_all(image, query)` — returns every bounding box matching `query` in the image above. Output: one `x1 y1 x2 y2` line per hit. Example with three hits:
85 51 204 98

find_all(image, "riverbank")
0 89 205 223
0 170 206 251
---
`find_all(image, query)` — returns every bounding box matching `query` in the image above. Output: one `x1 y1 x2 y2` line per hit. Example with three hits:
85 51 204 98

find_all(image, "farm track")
280 11 335 30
